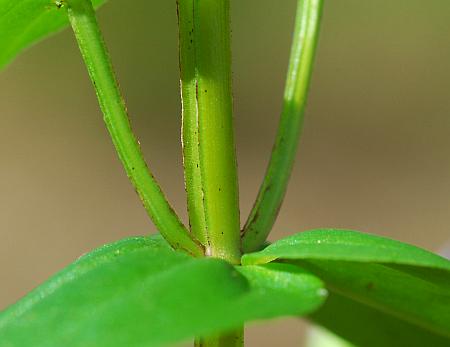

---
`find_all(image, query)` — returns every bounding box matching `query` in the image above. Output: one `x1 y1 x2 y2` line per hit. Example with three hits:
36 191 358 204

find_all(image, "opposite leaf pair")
1 1 450 346
0 233 325 346
1 229 449 346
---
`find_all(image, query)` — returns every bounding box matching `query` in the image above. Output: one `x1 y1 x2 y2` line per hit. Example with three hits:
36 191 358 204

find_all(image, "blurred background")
1 0 450 345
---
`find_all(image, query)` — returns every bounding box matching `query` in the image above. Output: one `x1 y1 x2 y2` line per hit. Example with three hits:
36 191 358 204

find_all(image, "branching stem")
242 0 324 253
66 0 203 257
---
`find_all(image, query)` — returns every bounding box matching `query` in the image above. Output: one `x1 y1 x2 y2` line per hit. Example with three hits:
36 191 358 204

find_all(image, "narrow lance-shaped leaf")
242 229 450 269
0 0 105 71
242 229 450 340
0 235 327 347
242 0 324 253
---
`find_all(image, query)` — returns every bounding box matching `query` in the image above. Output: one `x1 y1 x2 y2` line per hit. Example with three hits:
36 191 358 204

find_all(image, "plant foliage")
1 1 449 346
0 236 326 346
0 0 105 70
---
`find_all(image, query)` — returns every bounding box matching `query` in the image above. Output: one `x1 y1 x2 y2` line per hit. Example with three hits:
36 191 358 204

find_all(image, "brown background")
1 0 450 345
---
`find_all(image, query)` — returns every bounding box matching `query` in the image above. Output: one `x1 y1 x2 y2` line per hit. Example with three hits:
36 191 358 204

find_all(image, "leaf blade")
0 235 326 346
242 229 450 271
242 229 450 339
310 292 450 347
235 263 327 319
0 0 106 71
300 259 450 337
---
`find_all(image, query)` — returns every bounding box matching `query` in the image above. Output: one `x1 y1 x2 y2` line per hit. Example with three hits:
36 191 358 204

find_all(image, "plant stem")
178 0 242 344
177 0 208 247
242 0 324 253
65 0 203 257
177 0 241 265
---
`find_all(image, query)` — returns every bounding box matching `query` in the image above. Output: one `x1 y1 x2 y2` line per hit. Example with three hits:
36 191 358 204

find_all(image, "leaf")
0 0 106 71
242 229 450 339
242 229 450 270
235 263 327 320
0 235 326 346
310 292 450 347
195 262 328 340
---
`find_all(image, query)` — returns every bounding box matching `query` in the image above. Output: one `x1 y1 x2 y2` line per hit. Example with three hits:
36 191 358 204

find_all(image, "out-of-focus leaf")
0 0 106 70
309 292 450 347
0 235 326 346
242 229 450 338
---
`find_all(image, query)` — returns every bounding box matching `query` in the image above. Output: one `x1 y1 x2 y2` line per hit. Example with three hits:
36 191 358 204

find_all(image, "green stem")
178 0 242 344
242 0 324 253
66 0 203 257
178 0 241 265
178 0 208 247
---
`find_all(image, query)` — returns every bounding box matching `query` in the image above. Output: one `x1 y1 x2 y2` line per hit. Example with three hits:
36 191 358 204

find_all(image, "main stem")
66 0 203 257
178 0 241 264
178 0 242 345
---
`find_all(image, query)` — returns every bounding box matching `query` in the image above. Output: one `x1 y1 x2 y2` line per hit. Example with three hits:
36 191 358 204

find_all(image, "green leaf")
242 229 450 339
310 292 450 347
0 0 106 70
235 263 327 319
0 235 326 346
242 229 450 270
187 262 327 342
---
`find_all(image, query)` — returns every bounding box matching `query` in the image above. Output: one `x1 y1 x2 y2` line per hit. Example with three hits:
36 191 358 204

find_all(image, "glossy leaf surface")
242 229 450 339
0 235 326 346
235 263 327 320
242 229 450 270
0 0 106 70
